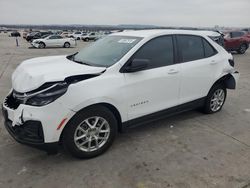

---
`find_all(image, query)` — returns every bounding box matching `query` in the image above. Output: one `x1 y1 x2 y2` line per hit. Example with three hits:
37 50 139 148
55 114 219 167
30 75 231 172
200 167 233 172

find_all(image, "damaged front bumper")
31 42 39 48
2 110 58 153
1 91 75 153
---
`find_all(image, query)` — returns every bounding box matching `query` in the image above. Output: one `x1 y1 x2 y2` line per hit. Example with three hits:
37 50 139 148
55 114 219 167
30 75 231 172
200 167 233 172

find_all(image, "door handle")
168 69 179 74
210 60 217 65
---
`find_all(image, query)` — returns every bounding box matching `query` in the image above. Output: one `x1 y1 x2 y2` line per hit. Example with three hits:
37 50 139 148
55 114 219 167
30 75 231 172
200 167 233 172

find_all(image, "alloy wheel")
74 116 110 152
210 89 225 112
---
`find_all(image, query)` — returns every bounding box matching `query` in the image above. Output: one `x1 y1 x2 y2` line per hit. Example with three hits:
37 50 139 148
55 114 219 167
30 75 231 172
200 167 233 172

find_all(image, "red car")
224 31 250 54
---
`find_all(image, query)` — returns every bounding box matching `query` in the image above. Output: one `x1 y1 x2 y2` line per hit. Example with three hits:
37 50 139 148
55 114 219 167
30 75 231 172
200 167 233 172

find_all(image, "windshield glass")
42 34 51 39
72 35 142 67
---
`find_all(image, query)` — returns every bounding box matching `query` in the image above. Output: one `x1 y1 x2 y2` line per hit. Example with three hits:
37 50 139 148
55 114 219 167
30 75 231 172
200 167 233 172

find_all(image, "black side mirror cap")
122 59 149 73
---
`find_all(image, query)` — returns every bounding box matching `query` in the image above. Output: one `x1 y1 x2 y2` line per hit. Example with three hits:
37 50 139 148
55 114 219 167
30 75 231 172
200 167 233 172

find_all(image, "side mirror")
123 59 149 73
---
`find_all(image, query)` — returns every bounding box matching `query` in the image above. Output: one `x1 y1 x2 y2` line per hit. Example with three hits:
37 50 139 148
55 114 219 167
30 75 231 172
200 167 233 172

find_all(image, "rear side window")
49 36 57 39
132 36 174 69
231 32 244 38
203 39 217 57
177 35 217 62
177 35 204 62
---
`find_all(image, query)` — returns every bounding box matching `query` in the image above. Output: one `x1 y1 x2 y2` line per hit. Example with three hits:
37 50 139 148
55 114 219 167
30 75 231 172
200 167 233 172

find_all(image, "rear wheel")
62 106 118 158
203 84 227 114
85 38 89 42
64 42 70 48
237 44 247 54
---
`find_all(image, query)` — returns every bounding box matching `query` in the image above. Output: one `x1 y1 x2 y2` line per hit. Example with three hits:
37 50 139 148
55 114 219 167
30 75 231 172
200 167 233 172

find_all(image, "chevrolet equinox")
2 30 239 158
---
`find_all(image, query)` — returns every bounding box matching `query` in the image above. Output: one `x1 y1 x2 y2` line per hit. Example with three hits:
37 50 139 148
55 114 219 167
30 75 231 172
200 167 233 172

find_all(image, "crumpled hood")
12 55 106 93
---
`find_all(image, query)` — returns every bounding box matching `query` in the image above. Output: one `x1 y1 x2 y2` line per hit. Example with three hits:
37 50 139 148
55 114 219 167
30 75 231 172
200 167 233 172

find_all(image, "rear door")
55 35 64 46
176 35 219 104
46 35 58 47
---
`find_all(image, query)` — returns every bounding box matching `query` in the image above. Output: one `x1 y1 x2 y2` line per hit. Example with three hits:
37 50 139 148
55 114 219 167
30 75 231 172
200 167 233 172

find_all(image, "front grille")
4 92 23 110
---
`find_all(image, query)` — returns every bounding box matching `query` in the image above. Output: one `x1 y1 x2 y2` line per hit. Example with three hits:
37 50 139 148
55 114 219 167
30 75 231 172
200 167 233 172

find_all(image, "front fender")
69 97 127 122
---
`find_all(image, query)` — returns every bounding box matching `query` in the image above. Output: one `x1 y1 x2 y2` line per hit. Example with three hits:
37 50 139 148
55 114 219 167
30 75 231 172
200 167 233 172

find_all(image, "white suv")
69 31 86 40
2 30 239 158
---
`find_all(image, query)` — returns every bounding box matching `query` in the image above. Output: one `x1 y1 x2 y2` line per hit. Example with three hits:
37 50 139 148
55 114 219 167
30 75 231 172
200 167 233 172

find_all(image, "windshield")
30 32 38 36
72 35 142 67
42 34 51 39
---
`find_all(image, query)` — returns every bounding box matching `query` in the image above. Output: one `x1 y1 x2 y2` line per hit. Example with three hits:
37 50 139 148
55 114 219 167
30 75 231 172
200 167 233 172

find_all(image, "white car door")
176 35 220 104
46 36 58 47
55 36 64 46
122 35 181 120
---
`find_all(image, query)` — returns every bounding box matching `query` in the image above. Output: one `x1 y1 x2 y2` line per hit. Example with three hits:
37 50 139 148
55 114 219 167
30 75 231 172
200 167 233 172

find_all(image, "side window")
177 35 204 62
231 32 244 38
49 36 57 39
132 36 174 69
203 39 217 58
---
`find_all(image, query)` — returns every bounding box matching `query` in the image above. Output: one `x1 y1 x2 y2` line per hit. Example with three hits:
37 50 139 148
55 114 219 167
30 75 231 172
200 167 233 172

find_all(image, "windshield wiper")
75 60 92 66
67 53 105 67
72 56 93 66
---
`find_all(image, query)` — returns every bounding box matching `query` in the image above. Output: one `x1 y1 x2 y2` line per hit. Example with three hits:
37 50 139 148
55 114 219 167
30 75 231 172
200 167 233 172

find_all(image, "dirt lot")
0 33 250 188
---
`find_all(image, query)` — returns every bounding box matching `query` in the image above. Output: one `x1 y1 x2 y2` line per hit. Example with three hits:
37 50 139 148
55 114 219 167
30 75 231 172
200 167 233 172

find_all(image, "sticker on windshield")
118 39 136 44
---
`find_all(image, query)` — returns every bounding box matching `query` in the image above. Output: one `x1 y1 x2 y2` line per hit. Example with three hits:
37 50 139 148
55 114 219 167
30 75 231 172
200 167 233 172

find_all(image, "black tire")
237 43 247 54
85 38 89 42
62 105 118 159
203 84 227 114
77 37 80 40
64 42 70 48
38 42 45 48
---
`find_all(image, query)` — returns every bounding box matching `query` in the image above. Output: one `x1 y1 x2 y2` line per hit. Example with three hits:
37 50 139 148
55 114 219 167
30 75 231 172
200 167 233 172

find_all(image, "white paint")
3 29 239 144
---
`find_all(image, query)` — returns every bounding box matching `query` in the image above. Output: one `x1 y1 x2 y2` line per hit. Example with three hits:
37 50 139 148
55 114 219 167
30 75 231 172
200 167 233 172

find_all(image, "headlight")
13 82 68 106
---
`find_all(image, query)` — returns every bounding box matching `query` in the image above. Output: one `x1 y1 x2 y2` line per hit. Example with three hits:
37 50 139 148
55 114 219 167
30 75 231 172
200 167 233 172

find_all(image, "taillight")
228 59 234 67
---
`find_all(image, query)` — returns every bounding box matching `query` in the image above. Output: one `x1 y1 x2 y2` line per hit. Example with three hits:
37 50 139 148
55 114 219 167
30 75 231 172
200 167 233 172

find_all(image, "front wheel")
203 84 227 114
38 42 45 48
62 106 118 158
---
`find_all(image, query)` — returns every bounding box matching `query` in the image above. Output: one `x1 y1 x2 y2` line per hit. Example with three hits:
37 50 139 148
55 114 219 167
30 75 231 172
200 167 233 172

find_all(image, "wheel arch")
39 41 46 47
59 102 123 143
209 73 236 93
64 41 70 47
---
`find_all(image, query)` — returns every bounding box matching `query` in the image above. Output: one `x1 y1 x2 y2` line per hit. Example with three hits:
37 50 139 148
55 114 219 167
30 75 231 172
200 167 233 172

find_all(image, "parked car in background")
224 31 250 54
26 31 53 42
69 31 86 40
82 32 99 41
10 31 21 37
60 32 70 38
22 31 28 39
2 30 239 158
197 30 224 47
242 28 250 34
241 29 250 39
31 35 76 48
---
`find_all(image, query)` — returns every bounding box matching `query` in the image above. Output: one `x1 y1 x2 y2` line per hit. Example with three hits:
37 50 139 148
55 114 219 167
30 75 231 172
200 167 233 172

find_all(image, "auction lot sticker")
118 39 137 44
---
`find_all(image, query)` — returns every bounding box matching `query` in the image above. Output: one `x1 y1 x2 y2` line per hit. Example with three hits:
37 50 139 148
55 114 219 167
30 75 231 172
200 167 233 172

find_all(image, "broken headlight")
13 82 68 106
